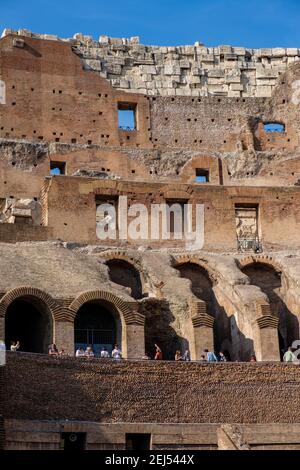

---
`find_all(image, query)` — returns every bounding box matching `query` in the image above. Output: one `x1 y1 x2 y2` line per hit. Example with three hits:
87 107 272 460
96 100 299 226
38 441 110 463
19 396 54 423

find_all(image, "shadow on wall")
241 262 299 358
106 259 143 300
139 299 188 360
174 262 232 357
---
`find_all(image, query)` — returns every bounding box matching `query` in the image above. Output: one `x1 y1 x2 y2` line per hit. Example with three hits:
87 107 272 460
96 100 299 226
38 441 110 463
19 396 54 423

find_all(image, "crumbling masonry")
1 29 300 450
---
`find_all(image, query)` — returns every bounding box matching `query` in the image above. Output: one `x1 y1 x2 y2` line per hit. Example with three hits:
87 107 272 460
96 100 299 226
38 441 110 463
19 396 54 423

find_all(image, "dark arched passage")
242 262 299 354
74 300 122 355
175 262 232 356
5 296 53 353
106 259 143 299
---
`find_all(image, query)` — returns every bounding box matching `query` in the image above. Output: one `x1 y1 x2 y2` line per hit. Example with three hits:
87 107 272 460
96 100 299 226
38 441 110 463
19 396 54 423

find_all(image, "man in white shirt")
76 347 85 357
100 347 110 358
111 344 122 360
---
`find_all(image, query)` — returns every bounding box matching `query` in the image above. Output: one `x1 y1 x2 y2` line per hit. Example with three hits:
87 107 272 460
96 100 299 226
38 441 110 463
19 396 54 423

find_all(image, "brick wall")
5 353 300 424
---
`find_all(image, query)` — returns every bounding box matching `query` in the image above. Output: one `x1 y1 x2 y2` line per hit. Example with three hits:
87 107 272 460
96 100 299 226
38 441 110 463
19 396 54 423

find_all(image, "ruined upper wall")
2 28 300 98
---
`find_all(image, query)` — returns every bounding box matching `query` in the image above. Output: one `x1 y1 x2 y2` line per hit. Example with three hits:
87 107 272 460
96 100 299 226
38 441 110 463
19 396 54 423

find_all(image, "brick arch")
238 254 283 274
69 290 143 325
100 251 147 287
0 286 58 320
172 254 220 284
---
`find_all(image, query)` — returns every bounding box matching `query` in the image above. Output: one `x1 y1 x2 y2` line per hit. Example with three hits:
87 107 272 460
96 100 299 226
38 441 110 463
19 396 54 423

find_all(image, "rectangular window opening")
195 168 209 183
118 102 137 131
125 434 151 450
50 161 66 175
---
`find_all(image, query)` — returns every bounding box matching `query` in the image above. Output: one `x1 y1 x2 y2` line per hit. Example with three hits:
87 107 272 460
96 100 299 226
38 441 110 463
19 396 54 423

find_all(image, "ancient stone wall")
3 28 300 98
5 353 300 424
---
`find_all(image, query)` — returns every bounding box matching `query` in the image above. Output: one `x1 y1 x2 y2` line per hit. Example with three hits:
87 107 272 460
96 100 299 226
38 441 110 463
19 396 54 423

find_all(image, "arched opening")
241 262 299 354
74 300 122 356
175 262 231 356
106 259 143 300
5 296 53 353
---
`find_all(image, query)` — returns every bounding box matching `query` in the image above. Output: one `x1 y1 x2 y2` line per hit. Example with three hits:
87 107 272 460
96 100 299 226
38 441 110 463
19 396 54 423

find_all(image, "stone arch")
173 256 232 358
69 290 143 325
100 251 147 298
172 254 219 285
240 258 299 356
0 287 56 320
1 287 55 353
69 290 144 359
239 254 283 274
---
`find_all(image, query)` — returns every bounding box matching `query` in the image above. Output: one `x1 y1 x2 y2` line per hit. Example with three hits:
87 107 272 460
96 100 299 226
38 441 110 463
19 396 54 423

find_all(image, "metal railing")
237 238 263 253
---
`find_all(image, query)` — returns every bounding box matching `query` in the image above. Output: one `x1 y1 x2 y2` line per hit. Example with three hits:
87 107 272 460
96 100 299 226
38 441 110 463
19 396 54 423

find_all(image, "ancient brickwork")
5 353 300 424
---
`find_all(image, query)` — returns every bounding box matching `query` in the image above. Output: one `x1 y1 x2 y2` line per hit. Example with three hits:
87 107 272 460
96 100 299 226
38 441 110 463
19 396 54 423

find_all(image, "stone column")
256 315 280 362
53 307 75 356
124 303 145 360
192 313 215 360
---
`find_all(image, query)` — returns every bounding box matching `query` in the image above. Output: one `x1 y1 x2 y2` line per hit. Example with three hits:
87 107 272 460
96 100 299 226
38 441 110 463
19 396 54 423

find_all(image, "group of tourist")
7 339 300 364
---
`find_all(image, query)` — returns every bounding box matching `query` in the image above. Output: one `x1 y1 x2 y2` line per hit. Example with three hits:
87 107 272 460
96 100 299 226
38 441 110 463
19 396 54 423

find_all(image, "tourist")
10 341 20 352
100 347 110 358
219 352 227 362
75 347 85 357
112 344 122 360
175 350 183 361
59 349 67 356
283 347 296 363
48 343 58 355
85 346 95 358
183 349 191 361
199 354 206 362
204 349 218 362
250 355 257 363
154 344 162 360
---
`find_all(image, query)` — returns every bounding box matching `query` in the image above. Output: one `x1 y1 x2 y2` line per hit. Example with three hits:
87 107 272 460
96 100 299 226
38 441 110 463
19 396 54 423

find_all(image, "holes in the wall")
31 88 34 92
165 117 168 121
104 94 108 98
53 90 56 94
12 102 16 106
131 170 136 174
228 118 232 122
52 107 55 111
59 108 62 112
171 98 175 102
198 99 201 103
78 91 83 95
50 161 66 175
187 118 191 122
11 162 16 166
98 93 101 97
59 90 62 94
223 140 227 144
194 118 197 122
38 136 43 140
118 102 137 131
93 120 96 123
195 168 209 183
287 138 291 142
55 138 60 142
87 140 92 145
21 135 26 139
283 100 286 104
33 130 36 134
211 119 215 122
12 85 15 90
53 132 56 136
10 128 14 131
71 138 77 144
127 136 130 140
60 133 63 136
175 139 178 143
99 111 103 115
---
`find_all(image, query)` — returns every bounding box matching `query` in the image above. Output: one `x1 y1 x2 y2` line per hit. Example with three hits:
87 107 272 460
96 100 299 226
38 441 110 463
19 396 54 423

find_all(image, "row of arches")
2 255 299 361
5 296 122 355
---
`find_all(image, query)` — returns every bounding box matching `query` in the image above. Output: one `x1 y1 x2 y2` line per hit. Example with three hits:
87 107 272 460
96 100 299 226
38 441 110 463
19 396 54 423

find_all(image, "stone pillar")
54 320 74 356
124 303 145 360
192 313 215 360
256 316 280 362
